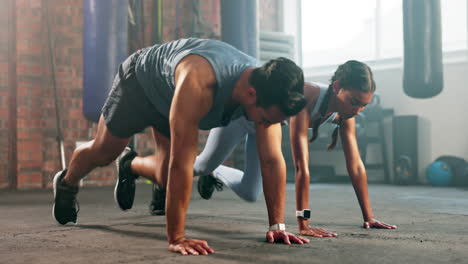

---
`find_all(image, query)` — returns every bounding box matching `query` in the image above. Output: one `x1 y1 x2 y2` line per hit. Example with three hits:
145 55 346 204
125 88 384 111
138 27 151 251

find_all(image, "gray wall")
305 60 468 182
374 62 468 161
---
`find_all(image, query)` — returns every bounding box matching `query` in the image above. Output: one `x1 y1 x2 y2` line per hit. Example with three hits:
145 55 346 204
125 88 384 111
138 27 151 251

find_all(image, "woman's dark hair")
309 60 376 150
249 57 307 116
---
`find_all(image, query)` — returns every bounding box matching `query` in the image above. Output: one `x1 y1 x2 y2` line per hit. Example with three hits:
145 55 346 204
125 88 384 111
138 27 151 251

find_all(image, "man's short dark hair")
249 57 306 116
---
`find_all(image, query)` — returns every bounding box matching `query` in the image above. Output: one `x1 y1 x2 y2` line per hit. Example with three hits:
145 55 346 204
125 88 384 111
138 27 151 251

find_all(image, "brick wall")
0 0 224 189
16 0 48 188
10 0 100 189
1 0 134 189
1 0 280 189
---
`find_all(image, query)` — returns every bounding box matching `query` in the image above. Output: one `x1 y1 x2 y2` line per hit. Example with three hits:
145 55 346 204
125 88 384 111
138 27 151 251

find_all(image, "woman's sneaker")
197 173 223 200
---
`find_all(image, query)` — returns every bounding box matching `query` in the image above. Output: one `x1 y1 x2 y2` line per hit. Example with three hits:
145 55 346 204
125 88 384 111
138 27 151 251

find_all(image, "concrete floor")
1 181 467 264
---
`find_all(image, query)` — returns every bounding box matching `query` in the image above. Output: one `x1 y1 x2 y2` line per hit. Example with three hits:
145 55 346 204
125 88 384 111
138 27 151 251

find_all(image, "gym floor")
1 182 467 264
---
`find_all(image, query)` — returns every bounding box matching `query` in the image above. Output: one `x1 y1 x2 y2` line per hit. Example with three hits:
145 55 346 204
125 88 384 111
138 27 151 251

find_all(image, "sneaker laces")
211 175 224 192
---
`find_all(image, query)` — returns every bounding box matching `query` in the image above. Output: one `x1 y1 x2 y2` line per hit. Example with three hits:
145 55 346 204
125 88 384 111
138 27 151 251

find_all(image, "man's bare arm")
166 55 216 255
256 123 310 245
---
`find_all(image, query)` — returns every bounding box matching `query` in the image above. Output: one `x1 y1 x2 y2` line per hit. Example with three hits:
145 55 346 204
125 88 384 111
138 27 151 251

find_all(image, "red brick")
17 64 28 75
17 107 29 117
17 130 29 140
44 160 57 171
29 0 42 9
29 130 42 140
0 63 7 73
17 174 29 185
30 172 42 184
19 161 42 169
18 151 29 161
17 140 42 152
29 151 42 162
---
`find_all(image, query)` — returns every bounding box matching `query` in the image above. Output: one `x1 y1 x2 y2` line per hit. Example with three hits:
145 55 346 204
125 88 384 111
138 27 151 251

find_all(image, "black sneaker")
114 147 139 211
197 173 223 200
53 169 79 225
149 183 166 216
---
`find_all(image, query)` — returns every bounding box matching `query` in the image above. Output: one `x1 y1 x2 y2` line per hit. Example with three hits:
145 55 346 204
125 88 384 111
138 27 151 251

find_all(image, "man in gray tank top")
52 38 309 255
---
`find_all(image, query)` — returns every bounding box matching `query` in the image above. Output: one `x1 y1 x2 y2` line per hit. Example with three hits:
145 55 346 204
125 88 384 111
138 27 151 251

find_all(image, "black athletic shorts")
101 49 171 139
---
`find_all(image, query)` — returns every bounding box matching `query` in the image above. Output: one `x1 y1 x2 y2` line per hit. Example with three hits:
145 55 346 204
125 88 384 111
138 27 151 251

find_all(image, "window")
301 0 376 67
441 0 467 51
301 0 467 69
379 1 403 59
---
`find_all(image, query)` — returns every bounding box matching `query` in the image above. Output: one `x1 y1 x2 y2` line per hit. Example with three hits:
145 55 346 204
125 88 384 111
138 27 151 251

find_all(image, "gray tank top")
135 38 257 130
309 82 337 125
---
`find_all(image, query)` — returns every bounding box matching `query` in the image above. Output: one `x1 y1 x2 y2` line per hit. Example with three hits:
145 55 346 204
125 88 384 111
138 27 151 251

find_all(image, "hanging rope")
44 0 66 170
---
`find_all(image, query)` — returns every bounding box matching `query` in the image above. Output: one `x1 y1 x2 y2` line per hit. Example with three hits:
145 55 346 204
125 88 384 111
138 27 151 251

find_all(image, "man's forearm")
166 165 193 243
261 159 287 226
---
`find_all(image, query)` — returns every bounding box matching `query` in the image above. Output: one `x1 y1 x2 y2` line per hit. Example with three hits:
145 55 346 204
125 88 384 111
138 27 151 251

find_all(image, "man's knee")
80 141 120 167
95 155 115 167
90 150 116 167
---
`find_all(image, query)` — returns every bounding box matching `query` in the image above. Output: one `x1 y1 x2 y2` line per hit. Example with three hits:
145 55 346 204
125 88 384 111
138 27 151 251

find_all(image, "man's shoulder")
175 54 218 88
